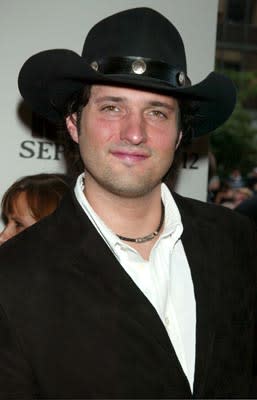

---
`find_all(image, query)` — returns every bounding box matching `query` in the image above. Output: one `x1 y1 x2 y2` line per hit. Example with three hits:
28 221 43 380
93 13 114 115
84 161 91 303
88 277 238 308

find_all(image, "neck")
83 178 163 242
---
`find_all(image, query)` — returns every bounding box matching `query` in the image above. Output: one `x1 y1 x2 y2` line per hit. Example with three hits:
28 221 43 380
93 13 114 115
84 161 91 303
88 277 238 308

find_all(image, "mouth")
110 150 150 165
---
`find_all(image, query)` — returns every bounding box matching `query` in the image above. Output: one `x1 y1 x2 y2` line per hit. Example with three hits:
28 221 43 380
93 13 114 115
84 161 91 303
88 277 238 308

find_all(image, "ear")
175 130 183 150
66 114 79 144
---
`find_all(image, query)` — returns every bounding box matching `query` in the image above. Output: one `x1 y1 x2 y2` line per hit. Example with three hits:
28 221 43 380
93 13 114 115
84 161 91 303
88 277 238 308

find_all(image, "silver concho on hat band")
131 59 147 75
90 61 99 71
177 71 186 86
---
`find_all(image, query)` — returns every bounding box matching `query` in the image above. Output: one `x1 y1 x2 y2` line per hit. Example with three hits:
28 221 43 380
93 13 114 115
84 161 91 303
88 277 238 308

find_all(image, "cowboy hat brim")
18 49 236 137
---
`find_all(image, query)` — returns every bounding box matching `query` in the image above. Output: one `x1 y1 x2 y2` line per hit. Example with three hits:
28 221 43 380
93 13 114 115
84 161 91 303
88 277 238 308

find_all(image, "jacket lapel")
76 216 186 364
175 194 220 397
63 191 191 391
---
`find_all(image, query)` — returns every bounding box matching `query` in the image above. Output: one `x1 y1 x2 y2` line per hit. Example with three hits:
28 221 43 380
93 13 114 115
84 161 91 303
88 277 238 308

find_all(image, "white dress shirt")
74 173 196 391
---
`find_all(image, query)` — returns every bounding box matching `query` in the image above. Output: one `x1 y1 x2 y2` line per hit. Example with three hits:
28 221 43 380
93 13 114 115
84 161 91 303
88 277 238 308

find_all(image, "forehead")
90 84 178 106
10 192 30 216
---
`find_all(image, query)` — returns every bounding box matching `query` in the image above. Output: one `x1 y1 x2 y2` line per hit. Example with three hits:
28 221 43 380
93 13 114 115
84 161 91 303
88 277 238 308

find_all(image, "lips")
110 149 150 164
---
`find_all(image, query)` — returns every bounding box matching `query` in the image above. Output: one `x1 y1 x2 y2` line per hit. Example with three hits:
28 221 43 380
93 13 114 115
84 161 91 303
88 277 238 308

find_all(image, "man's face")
67 85 182 199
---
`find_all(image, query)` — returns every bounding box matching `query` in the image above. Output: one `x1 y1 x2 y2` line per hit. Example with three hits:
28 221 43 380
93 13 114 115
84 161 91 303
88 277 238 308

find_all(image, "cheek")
22 215 36 229
150 128 178 153
80 119 119 149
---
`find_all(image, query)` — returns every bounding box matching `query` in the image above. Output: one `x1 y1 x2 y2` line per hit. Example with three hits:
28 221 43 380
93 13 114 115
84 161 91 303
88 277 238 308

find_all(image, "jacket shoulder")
173 191 256 228
0 190 85 279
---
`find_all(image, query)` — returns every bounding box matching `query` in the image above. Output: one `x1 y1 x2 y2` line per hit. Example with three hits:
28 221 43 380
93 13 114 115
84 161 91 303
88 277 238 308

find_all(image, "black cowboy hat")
18 7 236 137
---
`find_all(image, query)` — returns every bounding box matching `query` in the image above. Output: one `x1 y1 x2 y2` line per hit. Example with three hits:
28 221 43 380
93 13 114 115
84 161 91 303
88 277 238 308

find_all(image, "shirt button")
164 316 170 327
116 243 125 251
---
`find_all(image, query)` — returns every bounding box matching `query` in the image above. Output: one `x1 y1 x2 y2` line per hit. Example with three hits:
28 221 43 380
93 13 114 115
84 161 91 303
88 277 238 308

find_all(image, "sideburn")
75 86 92 135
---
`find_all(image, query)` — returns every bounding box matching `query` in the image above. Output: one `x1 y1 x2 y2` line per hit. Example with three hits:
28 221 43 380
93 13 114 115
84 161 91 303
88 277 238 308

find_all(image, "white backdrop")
0 0 218 227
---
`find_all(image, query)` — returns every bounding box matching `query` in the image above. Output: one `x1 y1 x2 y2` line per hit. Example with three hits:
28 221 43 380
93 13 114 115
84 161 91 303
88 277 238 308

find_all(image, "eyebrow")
94 96 125 104
147 101 176 110
94 97 176 110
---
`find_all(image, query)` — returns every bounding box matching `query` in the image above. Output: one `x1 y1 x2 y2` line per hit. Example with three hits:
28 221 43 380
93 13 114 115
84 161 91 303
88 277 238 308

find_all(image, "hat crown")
18 7 236 135
82 7 187 73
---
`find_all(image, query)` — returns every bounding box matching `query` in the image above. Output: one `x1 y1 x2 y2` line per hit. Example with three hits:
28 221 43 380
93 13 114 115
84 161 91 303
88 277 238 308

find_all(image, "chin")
102 177 161 199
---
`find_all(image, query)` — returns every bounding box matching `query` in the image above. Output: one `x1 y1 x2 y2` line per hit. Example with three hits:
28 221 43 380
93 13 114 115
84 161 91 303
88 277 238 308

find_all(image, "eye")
14 220 24 230
101 105 120 113
148 110 168 119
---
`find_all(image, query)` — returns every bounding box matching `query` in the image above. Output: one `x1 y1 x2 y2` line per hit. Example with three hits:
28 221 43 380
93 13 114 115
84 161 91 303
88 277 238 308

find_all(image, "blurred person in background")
214 181 235 206
215 186 253 210
0 173 69 245
232 187 253 209
227 167 245 189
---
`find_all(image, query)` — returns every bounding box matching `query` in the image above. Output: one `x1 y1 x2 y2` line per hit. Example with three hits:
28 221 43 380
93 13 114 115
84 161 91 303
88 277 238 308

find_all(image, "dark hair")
1 173 69 223
178 99 197 145
64 85 92 132
57 86 92 178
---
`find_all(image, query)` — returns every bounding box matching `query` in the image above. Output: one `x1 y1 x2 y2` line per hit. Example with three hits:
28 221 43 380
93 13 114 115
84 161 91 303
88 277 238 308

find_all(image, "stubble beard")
84 158 173 199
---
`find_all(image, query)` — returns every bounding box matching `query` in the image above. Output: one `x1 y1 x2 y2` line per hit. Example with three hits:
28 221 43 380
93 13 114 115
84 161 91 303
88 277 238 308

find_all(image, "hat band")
89 56 191 88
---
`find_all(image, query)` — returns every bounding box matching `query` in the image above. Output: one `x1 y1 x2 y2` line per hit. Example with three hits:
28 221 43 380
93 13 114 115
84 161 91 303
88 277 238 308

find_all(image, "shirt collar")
160 183 183 238
74 173 119 249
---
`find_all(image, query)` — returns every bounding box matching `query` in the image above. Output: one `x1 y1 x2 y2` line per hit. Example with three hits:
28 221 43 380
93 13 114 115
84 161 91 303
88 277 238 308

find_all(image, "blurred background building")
209 0 257 192
216 0 257 73
216 0 257 108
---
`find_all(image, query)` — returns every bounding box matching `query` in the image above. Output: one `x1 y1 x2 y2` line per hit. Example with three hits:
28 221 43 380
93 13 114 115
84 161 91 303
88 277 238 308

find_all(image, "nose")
120 112 147 145
0 224 16 245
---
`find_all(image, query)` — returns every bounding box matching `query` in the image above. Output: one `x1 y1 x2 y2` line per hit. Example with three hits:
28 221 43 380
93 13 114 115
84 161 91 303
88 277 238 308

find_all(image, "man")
0 7 256 399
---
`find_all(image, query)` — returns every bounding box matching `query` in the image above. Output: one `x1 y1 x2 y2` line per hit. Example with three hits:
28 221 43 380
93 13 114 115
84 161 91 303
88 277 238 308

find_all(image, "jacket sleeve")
0 303 38 398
